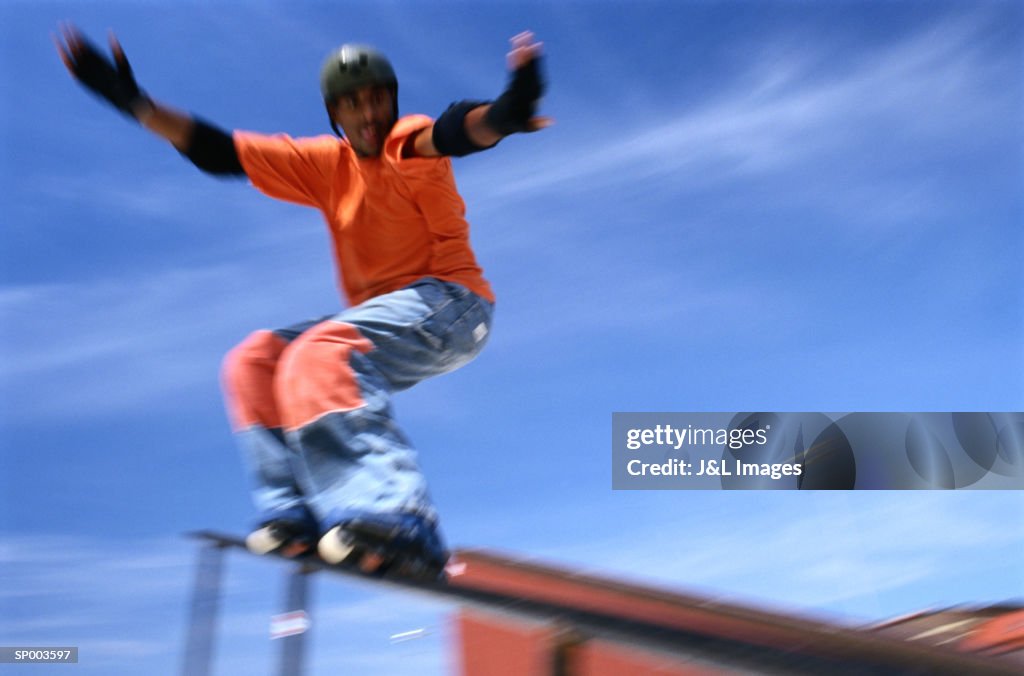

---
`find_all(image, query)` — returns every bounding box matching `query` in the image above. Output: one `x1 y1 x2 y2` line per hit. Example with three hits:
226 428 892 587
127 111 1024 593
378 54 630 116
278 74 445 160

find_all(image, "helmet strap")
325 102 343 138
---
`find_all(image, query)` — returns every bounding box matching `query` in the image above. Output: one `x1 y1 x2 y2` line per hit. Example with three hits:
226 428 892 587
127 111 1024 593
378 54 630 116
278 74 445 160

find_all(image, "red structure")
447 548 1020 676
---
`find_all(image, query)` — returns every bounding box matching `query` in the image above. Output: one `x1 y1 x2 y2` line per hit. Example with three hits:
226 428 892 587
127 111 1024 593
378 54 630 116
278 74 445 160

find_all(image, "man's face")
331 84 396 157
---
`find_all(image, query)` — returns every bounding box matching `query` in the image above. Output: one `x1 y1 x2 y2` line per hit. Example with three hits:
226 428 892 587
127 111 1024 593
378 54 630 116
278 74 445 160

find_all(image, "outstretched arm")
412 31 552 158
55 24 242 175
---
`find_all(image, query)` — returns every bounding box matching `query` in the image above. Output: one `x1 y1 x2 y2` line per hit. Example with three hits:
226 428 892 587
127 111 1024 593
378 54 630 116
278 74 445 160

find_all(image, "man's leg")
221 322 326 554
273 278 493 570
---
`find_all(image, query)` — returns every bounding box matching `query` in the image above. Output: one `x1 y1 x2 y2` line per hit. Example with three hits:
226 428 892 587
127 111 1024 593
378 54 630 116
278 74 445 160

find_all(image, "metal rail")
184 531 1018 676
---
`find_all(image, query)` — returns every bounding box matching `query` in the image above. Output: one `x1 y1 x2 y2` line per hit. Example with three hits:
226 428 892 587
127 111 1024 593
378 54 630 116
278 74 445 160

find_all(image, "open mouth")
360 124 383 147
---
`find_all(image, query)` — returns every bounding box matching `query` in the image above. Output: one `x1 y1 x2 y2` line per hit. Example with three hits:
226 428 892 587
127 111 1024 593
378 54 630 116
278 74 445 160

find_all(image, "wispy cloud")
0 533 452 675
537 492 1024 624
0 255 338 421
0 535 193 671
465 11 1016 237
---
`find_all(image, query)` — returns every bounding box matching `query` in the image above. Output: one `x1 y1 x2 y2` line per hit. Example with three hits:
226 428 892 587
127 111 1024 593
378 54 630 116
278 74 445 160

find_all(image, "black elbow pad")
432 100 495 157
183 119 245 176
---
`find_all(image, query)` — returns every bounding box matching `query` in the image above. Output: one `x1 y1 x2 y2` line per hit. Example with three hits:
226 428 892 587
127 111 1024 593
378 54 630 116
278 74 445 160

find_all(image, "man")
56 24 550 578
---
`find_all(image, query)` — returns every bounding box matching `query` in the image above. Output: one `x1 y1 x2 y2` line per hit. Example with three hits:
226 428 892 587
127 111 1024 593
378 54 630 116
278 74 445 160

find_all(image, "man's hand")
408 31 555 158
54 24 152 120
484 31 553 136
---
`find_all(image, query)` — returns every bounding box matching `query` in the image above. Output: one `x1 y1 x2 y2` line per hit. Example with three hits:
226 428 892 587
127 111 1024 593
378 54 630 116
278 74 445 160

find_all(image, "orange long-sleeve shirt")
234 115 494 306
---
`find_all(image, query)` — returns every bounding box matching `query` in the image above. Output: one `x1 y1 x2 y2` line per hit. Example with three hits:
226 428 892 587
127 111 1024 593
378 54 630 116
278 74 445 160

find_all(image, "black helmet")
319 44 397 103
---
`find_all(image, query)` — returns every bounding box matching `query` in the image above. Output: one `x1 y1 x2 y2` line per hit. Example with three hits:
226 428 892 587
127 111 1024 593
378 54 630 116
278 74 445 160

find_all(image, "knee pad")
274 322 374 432
221 330 288 430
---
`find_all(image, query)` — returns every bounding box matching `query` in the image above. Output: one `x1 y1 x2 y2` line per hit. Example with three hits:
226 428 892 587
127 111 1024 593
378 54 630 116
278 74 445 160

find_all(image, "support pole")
277 564 314 676
181 542 226 676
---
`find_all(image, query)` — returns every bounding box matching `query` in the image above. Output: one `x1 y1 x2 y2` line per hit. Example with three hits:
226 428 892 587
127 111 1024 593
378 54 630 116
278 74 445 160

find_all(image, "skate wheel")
246 526 283 556
318 525 358 565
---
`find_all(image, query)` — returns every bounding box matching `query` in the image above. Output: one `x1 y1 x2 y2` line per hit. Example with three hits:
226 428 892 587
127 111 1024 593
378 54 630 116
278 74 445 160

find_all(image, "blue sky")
2 1 1023 674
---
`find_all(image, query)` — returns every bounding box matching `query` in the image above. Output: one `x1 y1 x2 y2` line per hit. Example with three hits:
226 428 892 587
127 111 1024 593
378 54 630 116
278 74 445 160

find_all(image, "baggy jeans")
221 277 494 532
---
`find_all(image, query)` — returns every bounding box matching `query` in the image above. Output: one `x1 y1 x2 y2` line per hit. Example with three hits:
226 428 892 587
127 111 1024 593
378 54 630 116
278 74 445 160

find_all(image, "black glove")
62 31 149 120
484 56 545 136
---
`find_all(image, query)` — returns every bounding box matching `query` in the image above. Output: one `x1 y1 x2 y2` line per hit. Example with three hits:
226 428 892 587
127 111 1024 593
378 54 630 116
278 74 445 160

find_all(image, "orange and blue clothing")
221 116 494 536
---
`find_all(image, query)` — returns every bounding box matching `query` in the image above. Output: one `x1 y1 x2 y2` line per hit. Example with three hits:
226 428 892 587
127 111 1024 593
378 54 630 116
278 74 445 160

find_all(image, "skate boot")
318 513 449 580
246 519 317 558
